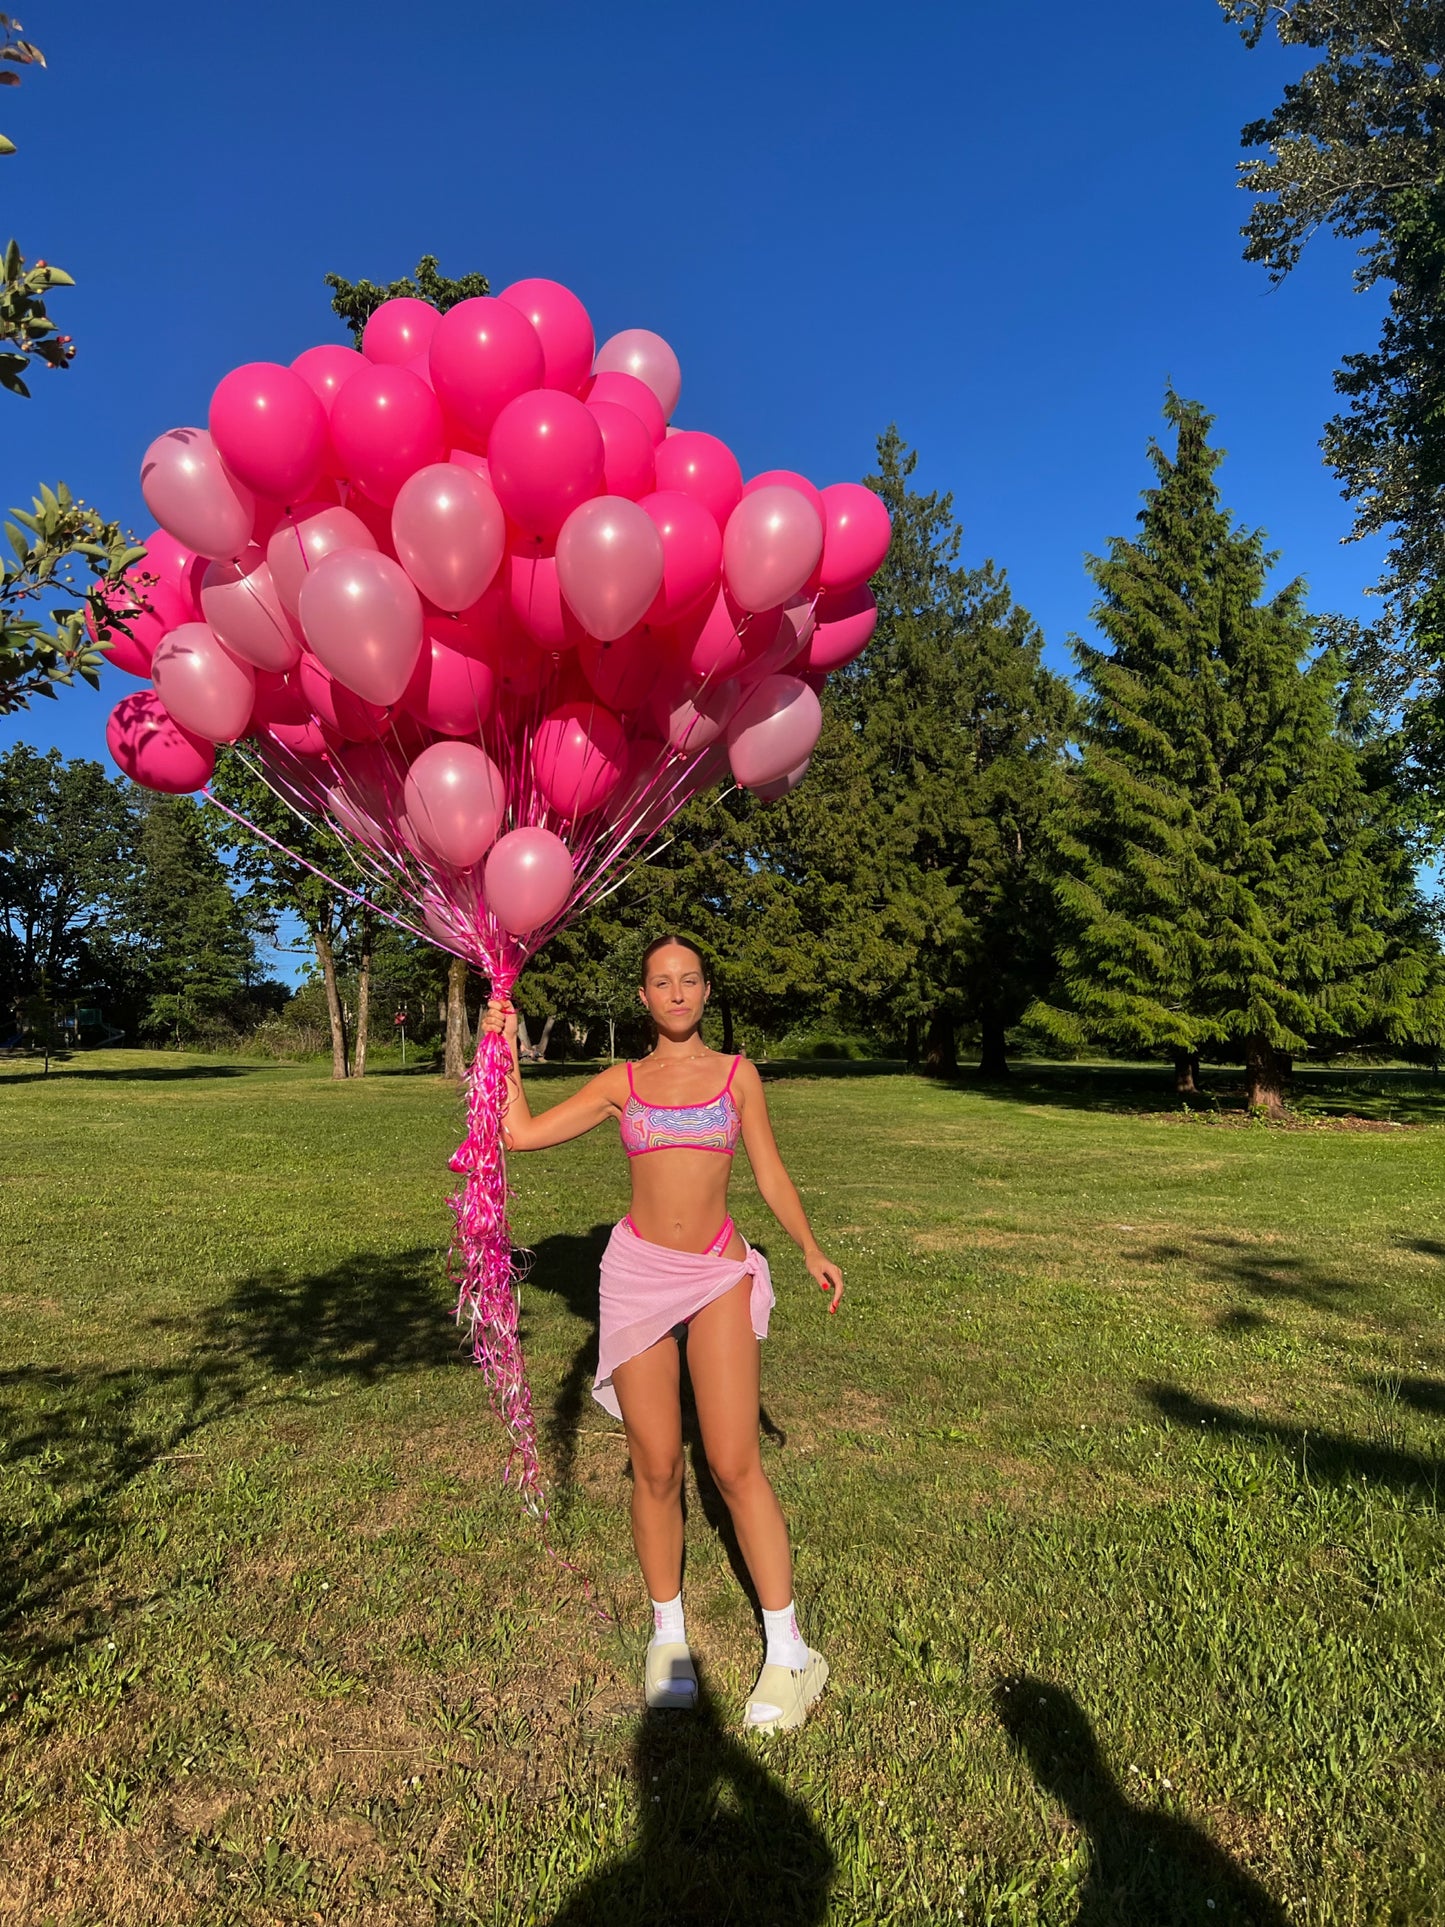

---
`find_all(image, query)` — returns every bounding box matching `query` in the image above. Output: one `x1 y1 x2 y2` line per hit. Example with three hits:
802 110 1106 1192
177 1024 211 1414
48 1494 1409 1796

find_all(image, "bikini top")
619 1055 743 1158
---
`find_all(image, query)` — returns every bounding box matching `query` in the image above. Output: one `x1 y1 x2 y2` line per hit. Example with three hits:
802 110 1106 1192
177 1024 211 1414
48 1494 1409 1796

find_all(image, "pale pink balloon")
803 583 878 672
151 622 257 743
587 399 657 501
390 462 506 611
488 390 606 541
298 548 424 706
498 278 595 395
747 593 816 677
291 342 366 412
653 431 744 530
403 740 506 868
140 427 256 562
751 757 810 803
401 615 498 736
673 585 781 680
726 674 823 788
106 690 216 793
362 297 441 366
723 486 824 614
556 496 665 642
819 482 892 592
532 698 628 818
483 826 574 935
266 504 378 617
578 624 665 709
209 362 328 503
329 364 446 505
744 468 827 529
138 528 208 615
296 654 389 741
594 328 682 420
639 490 722 624
200 546 303 673
655 676 741 754
508 549 583 650
88 570 189 677
428 296 545 446
585 370 665 445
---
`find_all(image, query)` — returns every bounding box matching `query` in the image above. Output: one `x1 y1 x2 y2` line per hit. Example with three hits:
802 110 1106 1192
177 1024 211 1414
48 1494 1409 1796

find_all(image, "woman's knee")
705 1447 766 1501
632 1453 684 1505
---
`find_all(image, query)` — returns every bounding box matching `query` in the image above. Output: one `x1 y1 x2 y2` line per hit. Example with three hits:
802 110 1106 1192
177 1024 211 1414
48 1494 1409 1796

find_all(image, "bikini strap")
626 1060 636 1097
723 1054 741 1094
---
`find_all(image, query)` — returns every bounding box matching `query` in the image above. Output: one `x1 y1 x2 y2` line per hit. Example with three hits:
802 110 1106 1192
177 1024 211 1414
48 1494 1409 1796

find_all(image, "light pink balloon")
140 428 256 562
200 546 303 673
508 549 582 650
403 740 506 868
329 364 447 505
498 279 595 395
585 370 665 445
653 431 744 530
428 296 545 447
87 570 189 677
298 548 424 706
673 586 780 680
151 622 257 744
106 690 216 793
803 583 878 672
578 624 665 709
484 826 574 935
556 496 665 642
390 462 506 611
209 362 328 503
532 699 628 818
138 528 208 615
655 676 741 754
819 482 892 593
723 486 824 614
747 593 816 678
726 674 823 789
266 504 378 617
401 615 498 735
362 297 441 366
744 468 827 529
587 399 657 501
639 490 722 624
488 390 605 542
751 757 810 803
594 328 682 420
296 654 389 741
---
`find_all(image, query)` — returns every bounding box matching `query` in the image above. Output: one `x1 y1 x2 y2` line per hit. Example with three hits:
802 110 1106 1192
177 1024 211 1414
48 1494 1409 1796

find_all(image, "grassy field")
0 1050 1442 1925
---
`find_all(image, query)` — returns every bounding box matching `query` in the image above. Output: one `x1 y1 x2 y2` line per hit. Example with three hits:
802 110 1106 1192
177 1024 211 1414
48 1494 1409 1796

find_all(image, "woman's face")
639 946 710 1039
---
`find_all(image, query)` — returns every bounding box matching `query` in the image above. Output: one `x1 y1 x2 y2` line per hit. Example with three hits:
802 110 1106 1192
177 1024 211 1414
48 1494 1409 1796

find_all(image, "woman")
482 935 844 1734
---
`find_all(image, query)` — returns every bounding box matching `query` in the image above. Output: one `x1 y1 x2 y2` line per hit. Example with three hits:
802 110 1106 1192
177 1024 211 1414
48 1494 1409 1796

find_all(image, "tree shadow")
1120 1231 1367 1316
1144 1383 1444 1507
546 1663 834 1926
1394 1376 1445 1418
0 1061 268 1085
993 1675 1291 1925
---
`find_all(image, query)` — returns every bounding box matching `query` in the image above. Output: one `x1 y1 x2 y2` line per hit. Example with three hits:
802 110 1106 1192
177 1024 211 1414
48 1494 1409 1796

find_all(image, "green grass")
1 1049 1443 1925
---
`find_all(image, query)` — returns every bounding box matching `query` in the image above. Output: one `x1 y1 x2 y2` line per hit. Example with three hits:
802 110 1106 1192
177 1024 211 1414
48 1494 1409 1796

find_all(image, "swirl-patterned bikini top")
619 1056 743 1157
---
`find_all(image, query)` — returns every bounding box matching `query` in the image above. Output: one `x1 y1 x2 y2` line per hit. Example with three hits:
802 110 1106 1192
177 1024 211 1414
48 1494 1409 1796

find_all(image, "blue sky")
1 2 1381 768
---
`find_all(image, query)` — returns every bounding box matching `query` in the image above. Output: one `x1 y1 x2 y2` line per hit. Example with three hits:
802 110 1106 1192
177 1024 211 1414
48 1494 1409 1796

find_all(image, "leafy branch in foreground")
0 18 76 395
1 484 146 714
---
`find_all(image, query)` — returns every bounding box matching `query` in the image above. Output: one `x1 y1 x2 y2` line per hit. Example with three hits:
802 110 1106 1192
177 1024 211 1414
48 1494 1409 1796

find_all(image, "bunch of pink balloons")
103 277 891 967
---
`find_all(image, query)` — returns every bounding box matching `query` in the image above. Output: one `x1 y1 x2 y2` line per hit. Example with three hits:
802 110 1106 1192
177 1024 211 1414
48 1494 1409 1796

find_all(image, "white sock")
650 1591 686 1647
762 1600 810 1670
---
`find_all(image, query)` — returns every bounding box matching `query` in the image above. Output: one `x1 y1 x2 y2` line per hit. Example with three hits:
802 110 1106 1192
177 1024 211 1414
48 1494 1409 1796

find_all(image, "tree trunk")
1245 1037 1289 1117
719 995 735 1055
315 929 349 1079
923 1010 957 1076
444 956 470 1080
1172 1049 1202 1094
978 1016 1010 1079
354 911 373 1078
535 1013 557 1060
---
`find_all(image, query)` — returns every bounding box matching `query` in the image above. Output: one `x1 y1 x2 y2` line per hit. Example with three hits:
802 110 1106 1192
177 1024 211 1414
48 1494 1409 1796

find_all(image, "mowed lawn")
1 1052 1443 1926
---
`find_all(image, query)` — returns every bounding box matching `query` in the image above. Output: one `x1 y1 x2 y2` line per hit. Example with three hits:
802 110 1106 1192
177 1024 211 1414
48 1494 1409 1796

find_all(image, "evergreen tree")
130 795 263 1045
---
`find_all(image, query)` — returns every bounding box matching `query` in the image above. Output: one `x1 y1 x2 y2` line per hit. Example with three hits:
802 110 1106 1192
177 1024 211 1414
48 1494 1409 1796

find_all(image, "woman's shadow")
994 1676 1292 1926
546 1663 834 1926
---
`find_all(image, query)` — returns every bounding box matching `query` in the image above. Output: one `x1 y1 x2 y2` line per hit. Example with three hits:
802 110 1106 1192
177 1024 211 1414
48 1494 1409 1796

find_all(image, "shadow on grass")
0 1061 271 1085
994 1675 1289 1926
1146 1383 1445 1507
1121 1231 1369 1317
0 1247 452 1691
546 1664 833 1926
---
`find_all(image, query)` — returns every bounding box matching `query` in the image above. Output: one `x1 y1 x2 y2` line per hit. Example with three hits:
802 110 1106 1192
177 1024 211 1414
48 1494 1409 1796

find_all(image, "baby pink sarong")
592 1219 774 1420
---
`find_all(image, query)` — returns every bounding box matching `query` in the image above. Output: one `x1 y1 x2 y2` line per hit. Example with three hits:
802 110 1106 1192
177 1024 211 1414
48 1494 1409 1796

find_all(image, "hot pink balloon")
151 622 257 744
106 690 216 793
140 428 256 562
298 548 424 706
639 490 723 624
138 528 207 616
556 496 665 642
449 448 491 481
488 390 605 542
654 431 744 531
819 482 892 592
249 667 310 727
331 739 409 833
200 546 302 673
362 297 441 367
291 342 366 412
508 549 582 650
674 586 781 680
209 362 328 503
404 741 505 869
329 364 446 505
88 571 189 677
498 279 595 395
296 654 389 741
587 399 657 501
391 462 506 611
578 624 665 710
263 717 330 761
585 369 665 445
726 674 823 789
594 329 682 420
428 296 545 447
266 503 378 617
723 486 824 614
803 583 878 672
484 826 574 935
402 615 498 735
532 699 628 818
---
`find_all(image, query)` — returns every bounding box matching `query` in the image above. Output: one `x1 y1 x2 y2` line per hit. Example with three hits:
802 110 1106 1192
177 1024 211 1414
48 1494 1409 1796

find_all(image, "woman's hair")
638 933 712 987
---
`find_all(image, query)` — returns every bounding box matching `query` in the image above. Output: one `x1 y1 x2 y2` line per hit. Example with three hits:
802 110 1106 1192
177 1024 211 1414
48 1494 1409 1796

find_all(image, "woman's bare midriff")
626 1147 746 1260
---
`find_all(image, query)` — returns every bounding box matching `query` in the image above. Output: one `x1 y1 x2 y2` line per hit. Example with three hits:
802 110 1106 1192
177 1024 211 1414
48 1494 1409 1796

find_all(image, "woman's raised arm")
482 1002 626 1151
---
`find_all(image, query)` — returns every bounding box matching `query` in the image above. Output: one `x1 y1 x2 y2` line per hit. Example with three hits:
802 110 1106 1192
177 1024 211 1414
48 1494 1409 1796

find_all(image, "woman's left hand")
805 1247 844 1315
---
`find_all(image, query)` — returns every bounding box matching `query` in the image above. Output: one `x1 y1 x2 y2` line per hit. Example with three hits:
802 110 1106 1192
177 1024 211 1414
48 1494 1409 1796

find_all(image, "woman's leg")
685 1274 793 1612
611 1334 685 1602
